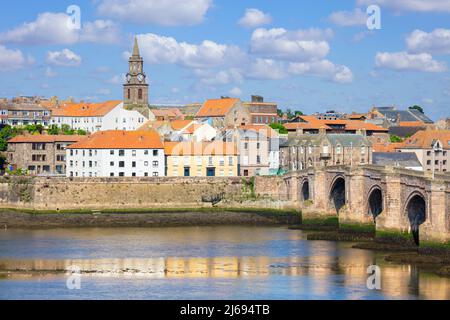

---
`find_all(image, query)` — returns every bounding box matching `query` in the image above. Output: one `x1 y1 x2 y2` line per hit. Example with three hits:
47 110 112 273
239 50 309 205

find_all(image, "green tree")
409 105 424 114
270 123 288 134
47 125 60 135
294 111 304 117
76 129 87 136
390 135 403 143
277 109 284 117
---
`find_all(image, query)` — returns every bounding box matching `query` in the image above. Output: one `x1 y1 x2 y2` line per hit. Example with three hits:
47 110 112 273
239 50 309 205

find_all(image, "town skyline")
1 1 450 120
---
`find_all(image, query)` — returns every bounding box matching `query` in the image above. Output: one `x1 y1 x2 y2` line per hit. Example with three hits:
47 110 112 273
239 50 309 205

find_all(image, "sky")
0 0 449 120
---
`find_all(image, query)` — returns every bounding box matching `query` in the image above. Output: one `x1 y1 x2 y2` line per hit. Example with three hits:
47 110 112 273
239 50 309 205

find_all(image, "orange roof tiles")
68 130 164 150
51 100 122 117
372 142 403 153
170 120 194 131
164 141 238 156
196 98 240 117
8 135 85 143
285 116 387 132
401 130 450 150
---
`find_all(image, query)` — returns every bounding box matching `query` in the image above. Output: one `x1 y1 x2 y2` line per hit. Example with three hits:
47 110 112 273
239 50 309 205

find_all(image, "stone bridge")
256 165 450 245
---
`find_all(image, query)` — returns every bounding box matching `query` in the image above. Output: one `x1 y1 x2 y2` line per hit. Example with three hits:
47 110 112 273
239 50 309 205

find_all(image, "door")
207 168 216 177
184 167 191 177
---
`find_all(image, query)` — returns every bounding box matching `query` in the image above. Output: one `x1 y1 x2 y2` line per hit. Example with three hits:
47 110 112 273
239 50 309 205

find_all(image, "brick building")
7 135 85 175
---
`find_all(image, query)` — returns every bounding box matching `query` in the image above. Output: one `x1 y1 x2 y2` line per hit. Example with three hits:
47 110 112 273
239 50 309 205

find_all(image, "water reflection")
0 227 449 300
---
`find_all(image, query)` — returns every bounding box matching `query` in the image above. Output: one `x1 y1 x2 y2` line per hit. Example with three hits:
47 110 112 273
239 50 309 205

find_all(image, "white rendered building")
51 101 148 133
66 130 165 178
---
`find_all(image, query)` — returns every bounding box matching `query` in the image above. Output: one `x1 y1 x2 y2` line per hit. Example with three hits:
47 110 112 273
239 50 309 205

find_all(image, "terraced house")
280 133 372 172
7 135 85 175
49 100 147 133
164 141 238 177
0 102 51 127
66 130 165 178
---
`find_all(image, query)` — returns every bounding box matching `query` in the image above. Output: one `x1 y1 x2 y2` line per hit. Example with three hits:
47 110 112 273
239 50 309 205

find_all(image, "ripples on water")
0 227 449 300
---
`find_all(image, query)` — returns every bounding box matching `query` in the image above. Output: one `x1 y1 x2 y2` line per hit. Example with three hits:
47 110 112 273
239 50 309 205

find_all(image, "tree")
390 135 403 143
409 105 424 114
47 125 60 135
277 109 284 117
270 123 288 134
76 129 87 136
294 111 304 117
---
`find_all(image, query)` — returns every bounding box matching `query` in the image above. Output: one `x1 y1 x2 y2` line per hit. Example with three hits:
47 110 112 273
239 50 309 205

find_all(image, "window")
138 89 143 100
132 150 137 156
119 150 125 156
57 155 65 162
257 143 260 150
110 173 114 177
427 160 431 165
132 173 136 177
196 156 202 166
70 150 74 156
32 143 45 150
153 172 159 177
144 161 149 167
208 157 213 166
153 150 159 156
153 161 159 168
361 147 366 154
70 161 73 167
110 162 114 166
144 150 149 155
89 161 93 168
132 161 136 168
244 142 249 150
144 173 149 177
219 157 225 166
257 156 261 165
427 151 432 156
110 150 115 155
119 172 125 177
127 89 131 100
119 161 125 168
228 157 233 166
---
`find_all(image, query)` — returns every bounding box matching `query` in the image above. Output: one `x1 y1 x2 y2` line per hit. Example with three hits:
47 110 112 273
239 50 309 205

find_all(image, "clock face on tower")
126 74 132 83
137 74 144 82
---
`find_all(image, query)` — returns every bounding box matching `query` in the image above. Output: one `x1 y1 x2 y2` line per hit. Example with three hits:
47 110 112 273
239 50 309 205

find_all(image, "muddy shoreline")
0 209 301 229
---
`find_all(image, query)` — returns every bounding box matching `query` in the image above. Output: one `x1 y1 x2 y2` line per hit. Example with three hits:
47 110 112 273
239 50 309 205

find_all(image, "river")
0 226 449 300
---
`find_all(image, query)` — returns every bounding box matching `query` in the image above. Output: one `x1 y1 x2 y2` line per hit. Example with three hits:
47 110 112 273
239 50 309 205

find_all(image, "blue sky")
0 0 449 120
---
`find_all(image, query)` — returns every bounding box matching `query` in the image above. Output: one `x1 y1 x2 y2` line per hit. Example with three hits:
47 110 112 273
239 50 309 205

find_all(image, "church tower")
123 37 149 106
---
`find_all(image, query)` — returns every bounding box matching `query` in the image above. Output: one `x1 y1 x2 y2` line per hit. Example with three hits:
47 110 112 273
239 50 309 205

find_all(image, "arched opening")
368 188 383 220
329 177 346 214
138 88 143 100
405 194 426 246
301 181 310 201
127 88 131 100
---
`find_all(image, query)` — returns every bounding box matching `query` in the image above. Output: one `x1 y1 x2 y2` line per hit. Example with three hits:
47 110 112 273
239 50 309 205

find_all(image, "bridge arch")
404 191 427 246
367 186 383 221
300 178 310 202
329 175 346 215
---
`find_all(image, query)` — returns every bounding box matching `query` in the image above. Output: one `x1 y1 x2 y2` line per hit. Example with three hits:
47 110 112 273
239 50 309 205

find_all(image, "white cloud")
97 0 212 26
0 12 120 45
329 8 367 26
247 59 287 80
133 33 246 69
406 29 450 55
357 0 450 13
0 45 28 71
288 60 354 83
79 20 121 44
199 69 243 86
229 87 242 97
46 49 82 67
238 8 272 28
375 51 447 72
250 28 332 62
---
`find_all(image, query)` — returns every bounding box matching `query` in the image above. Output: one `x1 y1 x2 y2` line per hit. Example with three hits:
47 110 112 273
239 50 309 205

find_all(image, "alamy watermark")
66 5 81 31
366 265 381 290
367 5 381 30
66 265 82 290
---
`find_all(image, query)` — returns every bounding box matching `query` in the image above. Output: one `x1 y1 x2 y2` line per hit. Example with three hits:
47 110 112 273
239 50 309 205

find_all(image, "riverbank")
0 208 301 229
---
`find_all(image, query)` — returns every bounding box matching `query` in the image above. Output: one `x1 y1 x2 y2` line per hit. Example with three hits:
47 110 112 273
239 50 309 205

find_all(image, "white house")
50 101 148 133
181 122 217 142
66 130 165 178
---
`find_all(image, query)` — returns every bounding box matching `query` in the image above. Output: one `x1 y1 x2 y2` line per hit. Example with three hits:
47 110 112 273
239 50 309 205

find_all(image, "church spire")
132 36 140 58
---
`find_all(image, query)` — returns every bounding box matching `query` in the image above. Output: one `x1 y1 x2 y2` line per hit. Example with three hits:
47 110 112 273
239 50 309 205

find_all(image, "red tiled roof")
51 101 122 117
196 98 240 117
68 130 164 150
401 130 450 150
8 135 86 143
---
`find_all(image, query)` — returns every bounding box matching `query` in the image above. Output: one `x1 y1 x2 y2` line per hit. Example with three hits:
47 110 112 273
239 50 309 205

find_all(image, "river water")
0 226 449 300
